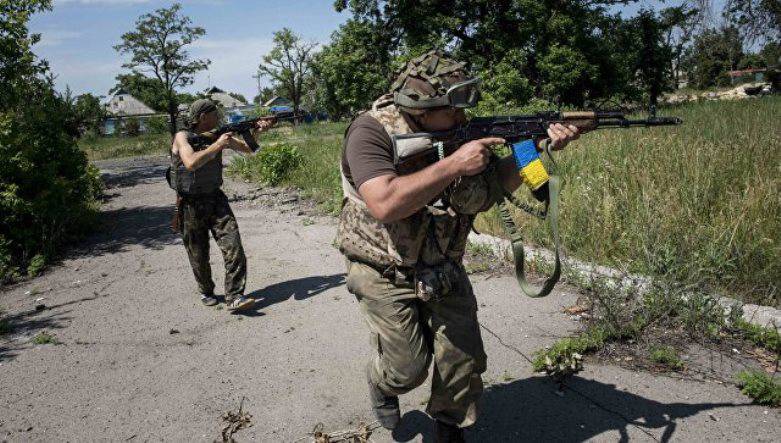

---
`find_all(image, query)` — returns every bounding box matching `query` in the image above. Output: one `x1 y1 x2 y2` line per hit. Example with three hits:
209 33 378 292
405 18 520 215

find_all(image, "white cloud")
34 30 83 48
188 37 276 99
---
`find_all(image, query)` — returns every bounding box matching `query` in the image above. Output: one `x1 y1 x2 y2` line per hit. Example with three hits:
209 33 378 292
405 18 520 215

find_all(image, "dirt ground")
0 156 778 442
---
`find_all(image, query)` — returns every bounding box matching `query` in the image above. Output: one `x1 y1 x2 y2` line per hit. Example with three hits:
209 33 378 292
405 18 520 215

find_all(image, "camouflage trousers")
346 260 487 427
180 190 246 299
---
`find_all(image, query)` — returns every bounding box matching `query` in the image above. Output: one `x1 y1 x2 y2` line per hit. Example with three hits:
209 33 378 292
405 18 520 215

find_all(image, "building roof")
727 68 767 77
262 96 292 107
105 91 156 116
206 86 247 109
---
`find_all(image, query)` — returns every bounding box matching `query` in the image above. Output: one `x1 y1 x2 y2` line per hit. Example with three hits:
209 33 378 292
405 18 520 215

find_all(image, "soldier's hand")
449 137 505 176
215 132 234 150
546 123 580 151
255 119 274 133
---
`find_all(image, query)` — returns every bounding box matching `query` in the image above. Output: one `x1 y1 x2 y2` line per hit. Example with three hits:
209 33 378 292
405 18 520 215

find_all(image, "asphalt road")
0 156 777 442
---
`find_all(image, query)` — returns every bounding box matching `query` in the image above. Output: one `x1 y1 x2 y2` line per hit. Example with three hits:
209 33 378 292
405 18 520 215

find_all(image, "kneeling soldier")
169 99 272 312
337 51 580 440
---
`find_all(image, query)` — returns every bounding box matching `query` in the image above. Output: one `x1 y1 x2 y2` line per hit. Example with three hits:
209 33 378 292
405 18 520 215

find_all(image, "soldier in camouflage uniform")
336 51 580 441
169 99 273 312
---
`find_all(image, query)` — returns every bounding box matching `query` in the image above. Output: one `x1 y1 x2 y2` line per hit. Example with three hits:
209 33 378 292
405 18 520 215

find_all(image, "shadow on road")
66 204 179 260
244 274 346 313
100 164 168 190
0 307 72 362
392 376 740 442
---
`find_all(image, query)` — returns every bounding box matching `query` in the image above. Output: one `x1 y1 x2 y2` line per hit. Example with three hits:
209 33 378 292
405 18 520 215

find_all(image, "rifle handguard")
512 140 549 191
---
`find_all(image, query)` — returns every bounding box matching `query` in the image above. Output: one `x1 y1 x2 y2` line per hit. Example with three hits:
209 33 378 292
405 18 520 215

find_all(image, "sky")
30 0 348 100
29 0 724 102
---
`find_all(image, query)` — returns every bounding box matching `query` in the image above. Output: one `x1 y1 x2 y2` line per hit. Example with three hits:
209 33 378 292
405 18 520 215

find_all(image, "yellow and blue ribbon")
512 140 549 191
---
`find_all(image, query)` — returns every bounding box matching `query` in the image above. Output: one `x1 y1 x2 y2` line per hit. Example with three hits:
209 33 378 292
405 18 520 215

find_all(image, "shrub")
736 370 781 407
254 144 303 185
145 115 169 134
649 345 684 370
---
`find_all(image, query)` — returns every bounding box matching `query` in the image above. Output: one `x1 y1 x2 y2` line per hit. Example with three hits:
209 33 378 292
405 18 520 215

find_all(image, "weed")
736 370 781 407
730 318 781 354
27 254 46 278
649 345 685 370
32 331 59 345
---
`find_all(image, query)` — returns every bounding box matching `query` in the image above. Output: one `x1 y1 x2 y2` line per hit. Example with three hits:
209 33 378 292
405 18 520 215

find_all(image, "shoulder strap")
487 153 562 298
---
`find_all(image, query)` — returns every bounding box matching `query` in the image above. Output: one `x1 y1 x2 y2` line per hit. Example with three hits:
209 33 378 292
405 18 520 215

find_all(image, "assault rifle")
392 110 682 166
199 112 305 152
391 109 682 299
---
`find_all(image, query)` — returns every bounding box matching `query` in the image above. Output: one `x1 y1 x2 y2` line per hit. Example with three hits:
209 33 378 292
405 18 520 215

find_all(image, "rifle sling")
489 149 562 298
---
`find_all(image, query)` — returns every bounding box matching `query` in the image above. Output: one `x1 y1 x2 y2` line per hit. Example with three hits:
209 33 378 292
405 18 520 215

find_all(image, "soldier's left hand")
546 123 580 151
255 119 274 133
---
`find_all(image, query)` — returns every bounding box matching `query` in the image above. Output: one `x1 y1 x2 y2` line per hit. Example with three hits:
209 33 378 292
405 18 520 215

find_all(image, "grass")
83 97 780 306
649 345 685 370
79 133 171 161
736 370 781 407
475 97 780 306
32 331 59 345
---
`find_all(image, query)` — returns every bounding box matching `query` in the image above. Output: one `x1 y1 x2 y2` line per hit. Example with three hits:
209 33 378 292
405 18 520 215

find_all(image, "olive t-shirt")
341 115 397 189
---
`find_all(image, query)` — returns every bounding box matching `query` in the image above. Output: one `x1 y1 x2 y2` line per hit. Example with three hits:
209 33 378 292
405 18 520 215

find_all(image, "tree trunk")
167 100 177 137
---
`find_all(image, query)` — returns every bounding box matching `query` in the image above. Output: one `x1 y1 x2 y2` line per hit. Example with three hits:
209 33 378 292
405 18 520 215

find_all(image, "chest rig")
168 131 224 195
336 95 495 282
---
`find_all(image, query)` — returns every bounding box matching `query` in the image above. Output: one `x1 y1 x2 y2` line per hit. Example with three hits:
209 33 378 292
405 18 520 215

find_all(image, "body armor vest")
169 131 223 195
336 95 493 271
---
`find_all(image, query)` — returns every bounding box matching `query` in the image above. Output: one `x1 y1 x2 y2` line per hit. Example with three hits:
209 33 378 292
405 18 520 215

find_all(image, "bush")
145 115 169 134
736 370 781 407
1 0 103 283
649 345 684 370
123 117 141 136
252 144 303 186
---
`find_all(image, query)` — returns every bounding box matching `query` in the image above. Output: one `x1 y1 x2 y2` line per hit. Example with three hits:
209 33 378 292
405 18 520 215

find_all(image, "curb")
468 232 781 333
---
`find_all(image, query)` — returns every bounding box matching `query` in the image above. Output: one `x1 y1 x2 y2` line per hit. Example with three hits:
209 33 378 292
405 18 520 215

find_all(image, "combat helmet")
391 50 480 114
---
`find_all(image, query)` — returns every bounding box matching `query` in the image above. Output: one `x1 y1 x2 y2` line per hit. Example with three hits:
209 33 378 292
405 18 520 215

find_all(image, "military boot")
434 420 465 443
366 362 400 429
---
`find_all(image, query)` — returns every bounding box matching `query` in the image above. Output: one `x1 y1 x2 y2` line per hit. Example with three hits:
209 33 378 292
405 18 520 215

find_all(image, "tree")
110 72 167 112
253 86 277 105
1 0 101 281
724 0 781 44
632 10 675 107
70 93 106 135
114 3 210 135
660 4 703 86
310 19 393 119
684 27 744 88
257 28 317 115
228 92 248 104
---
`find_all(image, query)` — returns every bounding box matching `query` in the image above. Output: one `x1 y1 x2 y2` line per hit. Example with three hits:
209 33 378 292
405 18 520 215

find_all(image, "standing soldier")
336 51 580 440
169 99 272 312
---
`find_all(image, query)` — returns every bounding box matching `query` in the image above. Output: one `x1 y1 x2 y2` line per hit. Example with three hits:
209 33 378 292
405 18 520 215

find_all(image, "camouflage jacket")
336 95 493 273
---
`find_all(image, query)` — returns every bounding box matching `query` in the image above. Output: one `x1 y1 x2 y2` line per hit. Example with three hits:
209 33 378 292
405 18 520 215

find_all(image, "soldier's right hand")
448 137 505 176
215 132 234 150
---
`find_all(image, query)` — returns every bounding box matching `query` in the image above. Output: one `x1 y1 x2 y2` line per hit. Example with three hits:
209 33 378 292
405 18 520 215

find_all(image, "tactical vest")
169 131 223 195
336 95 493 272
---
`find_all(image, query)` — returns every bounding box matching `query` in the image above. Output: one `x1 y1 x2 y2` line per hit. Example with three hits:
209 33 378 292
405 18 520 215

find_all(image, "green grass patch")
475 97 781 306
32 331 59 345
649 345 685 370
736 370 781 407
730 318 781 354
79 133 171 161
532 326 614 380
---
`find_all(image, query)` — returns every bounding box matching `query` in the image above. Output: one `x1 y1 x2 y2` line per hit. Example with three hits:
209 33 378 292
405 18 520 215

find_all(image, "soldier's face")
418 107 467 132
199 110 220 130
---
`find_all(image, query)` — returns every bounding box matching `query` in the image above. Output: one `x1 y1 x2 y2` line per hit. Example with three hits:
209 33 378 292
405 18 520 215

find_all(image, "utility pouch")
414 263 455 302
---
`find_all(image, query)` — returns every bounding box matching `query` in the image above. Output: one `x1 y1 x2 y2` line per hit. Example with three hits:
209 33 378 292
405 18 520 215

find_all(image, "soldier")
169 99 273 312
336 51 580 441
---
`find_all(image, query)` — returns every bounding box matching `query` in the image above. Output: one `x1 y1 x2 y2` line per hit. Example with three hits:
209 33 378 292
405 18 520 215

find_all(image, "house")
727 68 767 85
105 88 156 116
205 86 247 109
262 96 292 107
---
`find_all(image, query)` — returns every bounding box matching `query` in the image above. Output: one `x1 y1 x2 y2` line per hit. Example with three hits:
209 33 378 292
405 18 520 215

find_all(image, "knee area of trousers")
387 352 431 389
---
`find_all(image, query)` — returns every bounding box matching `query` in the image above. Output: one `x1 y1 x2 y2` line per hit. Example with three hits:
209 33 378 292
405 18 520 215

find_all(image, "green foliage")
32 331 59 345
114 2 210 134
145 115 169 134
1 0 102 283
684 27 744 89
78 133 171 161
310 19 393 119
67 92 106 135
724 0 781 44
532 326 612 380
476 97 780 305
736 370 781 406
730 318 781 354
234 144 303 186
27 254 46 278
649 345 684 370
123 117 141 136
258 28 317 115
